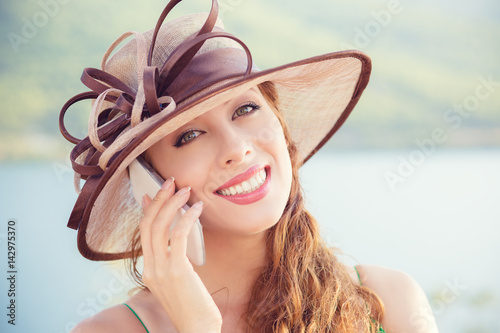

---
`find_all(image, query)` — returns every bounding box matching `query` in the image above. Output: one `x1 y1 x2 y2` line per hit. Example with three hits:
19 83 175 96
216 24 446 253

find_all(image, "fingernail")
161 176 175 190
176 186 191 196
192 201 203 210
141 195 147 208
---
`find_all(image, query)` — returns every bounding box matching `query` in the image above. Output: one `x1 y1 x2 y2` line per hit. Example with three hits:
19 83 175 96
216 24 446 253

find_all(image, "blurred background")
0 0 499 332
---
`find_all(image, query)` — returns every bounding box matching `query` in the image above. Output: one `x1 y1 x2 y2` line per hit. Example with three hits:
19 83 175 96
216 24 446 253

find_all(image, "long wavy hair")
126 81 384 332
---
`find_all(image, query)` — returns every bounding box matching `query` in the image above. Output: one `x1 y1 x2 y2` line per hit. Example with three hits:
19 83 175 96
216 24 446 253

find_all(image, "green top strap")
353 266 386 333
122 303 150 333
123 276 385 333
354 266 362 285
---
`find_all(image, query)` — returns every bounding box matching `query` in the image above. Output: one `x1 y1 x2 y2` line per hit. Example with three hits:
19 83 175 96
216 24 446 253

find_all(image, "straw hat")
59 0 371 261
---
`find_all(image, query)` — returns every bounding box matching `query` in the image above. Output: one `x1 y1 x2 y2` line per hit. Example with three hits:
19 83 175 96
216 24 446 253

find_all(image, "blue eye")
232 102 261 120
174 130 203 147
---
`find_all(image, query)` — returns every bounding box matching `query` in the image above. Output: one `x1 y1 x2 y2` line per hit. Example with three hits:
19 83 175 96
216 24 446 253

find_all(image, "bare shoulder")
69 303 146 333
71 288 177 333
69 288 169 333
356 264 439 333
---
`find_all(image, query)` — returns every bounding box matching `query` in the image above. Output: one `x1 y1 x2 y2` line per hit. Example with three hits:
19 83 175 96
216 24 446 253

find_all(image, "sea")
0 149 498 332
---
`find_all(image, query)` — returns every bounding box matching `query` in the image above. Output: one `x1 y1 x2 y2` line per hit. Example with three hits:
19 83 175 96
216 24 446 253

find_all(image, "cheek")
260 114 290 165
149 142 211 195
277 142 293 196
257 115 293 194
169 156 207 191
253 113 284 146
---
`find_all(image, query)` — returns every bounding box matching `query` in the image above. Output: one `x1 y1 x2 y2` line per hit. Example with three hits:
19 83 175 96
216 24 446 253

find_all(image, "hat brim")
75 50 371 261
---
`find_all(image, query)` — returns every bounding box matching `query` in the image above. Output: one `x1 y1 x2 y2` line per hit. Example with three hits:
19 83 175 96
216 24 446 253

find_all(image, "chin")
200 202 285 237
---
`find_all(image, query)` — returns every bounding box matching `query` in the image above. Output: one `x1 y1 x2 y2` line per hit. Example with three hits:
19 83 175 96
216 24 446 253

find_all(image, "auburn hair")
126 81 384 332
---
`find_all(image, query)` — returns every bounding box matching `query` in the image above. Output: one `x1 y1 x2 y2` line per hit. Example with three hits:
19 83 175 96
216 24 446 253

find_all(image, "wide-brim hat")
59 0 371 261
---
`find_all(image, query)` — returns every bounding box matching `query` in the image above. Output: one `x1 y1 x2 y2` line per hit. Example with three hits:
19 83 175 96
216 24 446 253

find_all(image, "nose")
217 125 253 168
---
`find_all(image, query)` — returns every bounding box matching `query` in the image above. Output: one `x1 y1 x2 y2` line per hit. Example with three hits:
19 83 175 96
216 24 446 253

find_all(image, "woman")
60 0 438 332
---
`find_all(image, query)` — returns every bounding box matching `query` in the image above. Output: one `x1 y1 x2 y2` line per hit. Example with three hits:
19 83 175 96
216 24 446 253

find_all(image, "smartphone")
128 156 206 266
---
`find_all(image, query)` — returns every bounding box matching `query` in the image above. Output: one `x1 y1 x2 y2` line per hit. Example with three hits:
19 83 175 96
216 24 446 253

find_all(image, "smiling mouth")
216 169 267 196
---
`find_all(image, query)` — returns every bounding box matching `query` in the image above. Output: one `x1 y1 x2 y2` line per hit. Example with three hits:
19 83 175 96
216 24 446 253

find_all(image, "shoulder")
355 264 439 333
69 303 145 333
70 288 176 333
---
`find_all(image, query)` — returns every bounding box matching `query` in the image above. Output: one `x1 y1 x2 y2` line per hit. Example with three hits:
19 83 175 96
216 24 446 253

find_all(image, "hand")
140 177 222 333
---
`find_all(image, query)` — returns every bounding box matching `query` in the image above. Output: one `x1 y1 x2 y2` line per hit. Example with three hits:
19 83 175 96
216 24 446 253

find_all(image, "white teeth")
217 169 267 196
242 181 251 191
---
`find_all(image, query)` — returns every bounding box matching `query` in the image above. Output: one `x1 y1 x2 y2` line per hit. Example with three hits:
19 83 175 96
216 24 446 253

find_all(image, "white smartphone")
128 156 206 266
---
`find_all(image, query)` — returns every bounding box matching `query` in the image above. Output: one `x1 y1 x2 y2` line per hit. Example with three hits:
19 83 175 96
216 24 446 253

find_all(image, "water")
0 149 499 332
301 149 500 332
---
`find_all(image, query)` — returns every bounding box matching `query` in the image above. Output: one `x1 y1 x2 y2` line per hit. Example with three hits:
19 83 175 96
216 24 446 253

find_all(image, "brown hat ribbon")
59 0 254 230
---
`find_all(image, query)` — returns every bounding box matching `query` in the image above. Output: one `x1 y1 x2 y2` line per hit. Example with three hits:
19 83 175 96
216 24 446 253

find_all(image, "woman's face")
148 86 292 237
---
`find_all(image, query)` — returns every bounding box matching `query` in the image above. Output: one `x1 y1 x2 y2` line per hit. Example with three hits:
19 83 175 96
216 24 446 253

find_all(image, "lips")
216 169 266 195
214 165 271 205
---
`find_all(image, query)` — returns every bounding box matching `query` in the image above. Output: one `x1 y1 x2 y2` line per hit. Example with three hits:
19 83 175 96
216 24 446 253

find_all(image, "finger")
169 201 203 267
142 177 176 221
140 177 175 269
141 194 152 214
151 186 192 259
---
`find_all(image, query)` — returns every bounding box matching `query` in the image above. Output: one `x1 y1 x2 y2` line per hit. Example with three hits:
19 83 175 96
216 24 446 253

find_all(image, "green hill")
1 0 499 160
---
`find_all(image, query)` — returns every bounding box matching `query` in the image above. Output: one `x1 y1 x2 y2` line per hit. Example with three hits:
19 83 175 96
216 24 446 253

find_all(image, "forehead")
191 86 264 119
212 86 262 109
154 86 266 144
